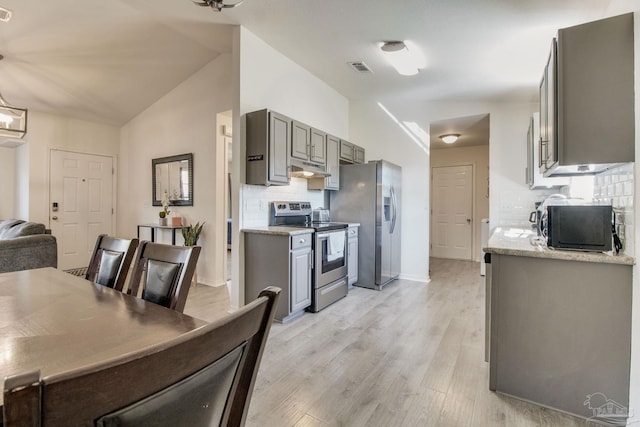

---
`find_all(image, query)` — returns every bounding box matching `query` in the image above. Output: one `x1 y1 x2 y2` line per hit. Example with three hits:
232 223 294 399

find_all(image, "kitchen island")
484 227 633 422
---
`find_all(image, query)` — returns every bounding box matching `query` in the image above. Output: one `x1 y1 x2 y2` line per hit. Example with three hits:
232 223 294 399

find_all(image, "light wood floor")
183 258 594 427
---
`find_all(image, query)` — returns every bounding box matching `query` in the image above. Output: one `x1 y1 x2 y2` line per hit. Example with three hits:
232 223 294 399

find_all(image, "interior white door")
431 165 473 260
50 150 113 270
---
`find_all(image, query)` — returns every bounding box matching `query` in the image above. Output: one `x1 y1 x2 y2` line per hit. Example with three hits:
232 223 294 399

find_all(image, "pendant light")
0 56 27 139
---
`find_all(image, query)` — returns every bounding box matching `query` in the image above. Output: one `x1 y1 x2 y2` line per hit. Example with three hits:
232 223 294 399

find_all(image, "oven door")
314 230 348 288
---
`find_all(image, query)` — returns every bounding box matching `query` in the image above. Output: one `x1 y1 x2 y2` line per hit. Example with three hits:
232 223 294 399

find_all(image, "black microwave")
546 205 612 252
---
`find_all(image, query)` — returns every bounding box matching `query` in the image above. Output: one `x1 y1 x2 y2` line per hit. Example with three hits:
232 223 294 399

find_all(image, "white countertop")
484 226 635 265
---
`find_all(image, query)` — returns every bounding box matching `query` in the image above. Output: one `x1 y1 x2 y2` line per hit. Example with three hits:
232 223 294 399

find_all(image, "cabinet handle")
299 238 306 244
350 230 356 234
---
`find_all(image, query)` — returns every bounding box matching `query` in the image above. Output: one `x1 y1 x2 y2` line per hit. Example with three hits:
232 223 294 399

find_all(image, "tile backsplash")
593 163 634 256
241 178 325 228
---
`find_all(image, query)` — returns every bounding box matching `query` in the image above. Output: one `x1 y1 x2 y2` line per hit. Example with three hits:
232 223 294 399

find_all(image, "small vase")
159 217 167 226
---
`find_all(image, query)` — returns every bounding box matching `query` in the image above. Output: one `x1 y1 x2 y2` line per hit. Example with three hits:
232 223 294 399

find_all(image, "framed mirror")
152 153 193 206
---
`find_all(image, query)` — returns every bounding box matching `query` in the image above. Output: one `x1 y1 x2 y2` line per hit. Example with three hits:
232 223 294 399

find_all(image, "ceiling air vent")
348 61 373 73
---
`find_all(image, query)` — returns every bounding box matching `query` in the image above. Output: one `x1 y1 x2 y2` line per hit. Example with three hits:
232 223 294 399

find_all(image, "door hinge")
112 208 114 214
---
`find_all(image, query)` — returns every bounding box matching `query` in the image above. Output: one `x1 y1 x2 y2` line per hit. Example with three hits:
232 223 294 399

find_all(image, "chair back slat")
85 235 139 291
127 241 201 313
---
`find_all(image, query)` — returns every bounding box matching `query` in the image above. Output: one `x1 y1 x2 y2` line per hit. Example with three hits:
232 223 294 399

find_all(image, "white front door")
431 165 473 260
50 150 113 270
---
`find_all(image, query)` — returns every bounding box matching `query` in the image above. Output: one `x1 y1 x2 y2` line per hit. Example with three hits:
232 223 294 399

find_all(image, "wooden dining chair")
3 286 281 427
85 234 139 291
126 241 201 313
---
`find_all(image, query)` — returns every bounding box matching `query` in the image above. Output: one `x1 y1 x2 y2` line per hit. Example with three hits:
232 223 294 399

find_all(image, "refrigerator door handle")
390 186 397 233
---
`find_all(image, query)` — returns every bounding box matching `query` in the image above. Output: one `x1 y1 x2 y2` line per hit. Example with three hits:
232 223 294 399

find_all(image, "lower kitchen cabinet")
347 225 359 288
488 253 631 420
290 234 312 312
244 230 312 322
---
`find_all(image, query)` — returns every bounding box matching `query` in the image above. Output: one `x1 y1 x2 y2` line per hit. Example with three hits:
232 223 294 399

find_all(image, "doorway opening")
217 111 232 283
429 113 490 262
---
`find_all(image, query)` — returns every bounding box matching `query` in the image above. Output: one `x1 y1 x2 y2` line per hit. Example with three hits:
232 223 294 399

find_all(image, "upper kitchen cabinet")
291 121 326 167
540 13 634 177
246 109 291 186
308 134 340 191
339 139 365 164
526 113 569 189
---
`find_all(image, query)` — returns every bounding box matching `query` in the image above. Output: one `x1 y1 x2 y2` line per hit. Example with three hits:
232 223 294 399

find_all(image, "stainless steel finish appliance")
269 201 348 312
330 160 401 290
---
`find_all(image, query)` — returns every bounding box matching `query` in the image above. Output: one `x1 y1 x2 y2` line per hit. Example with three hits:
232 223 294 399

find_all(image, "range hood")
290 158 331 178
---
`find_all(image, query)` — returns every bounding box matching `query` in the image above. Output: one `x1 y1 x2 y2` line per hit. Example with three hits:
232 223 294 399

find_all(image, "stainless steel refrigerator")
330 160 401 290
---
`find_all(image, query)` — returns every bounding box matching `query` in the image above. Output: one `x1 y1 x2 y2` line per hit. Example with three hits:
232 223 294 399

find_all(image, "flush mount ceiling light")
192 0 243 11
439 134 460 144
379 41 423 76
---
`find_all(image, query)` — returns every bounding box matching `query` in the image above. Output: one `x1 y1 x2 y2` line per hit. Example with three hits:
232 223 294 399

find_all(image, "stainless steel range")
270 201 348 312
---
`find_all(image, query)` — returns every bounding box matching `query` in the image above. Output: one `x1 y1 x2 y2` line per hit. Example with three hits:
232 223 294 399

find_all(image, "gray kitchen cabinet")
245 109 291 186
347 225 358 288
339 139 365 165
310 127 327 165
292 120 326 167
488 253 631 420
339 139 354 163
540 13 634 176
308 133 340 191
244 231 312 322
354 146 365 164
291 120 311 161
525 113 568 189
290 234 313 312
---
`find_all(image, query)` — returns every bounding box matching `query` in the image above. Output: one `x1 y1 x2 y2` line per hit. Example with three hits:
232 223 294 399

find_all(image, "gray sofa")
0 219 58 273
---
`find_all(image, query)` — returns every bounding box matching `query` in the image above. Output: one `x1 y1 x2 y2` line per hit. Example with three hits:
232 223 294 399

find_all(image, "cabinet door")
290 246 312 312
348 229 358 286
310 128 327 165
325 135 340 190
291 121 311 161
269 112 291 184
354 146 365 164
339 140 354 163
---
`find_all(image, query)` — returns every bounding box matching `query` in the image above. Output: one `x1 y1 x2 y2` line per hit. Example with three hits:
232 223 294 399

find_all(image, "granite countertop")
242 226 312 236
485 226 635 265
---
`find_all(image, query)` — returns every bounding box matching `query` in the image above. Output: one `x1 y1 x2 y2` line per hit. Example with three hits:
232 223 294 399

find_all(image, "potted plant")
182 221 205 246
159 191 171 226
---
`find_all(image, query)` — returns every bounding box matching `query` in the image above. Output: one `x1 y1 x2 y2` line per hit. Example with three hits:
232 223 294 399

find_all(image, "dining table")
0 267 207 414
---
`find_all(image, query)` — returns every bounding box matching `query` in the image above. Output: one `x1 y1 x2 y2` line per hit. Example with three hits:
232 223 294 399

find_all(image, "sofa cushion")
0 219 25 236
0 221 46 239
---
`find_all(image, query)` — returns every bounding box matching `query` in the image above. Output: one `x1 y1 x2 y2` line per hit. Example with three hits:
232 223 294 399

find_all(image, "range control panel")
272 201 312 216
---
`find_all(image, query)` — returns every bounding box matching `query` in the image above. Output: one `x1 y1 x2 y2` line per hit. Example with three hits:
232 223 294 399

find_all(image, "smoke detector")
0 7 12 22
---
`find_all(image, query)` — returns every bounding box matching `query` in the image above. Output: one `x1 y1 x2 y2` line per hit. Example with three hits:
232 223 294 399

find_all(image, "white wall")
230 26 350 309
119 53 232 287
0 147 16 219
431 144 490 262
628 9 640 425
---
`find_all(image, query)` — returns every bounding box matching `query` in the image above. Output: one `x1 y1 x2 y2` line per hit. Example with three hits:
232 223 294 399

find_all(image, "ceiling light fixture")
439 134 460 144
0 56 27 139
0 7 12 23
379 41 423 76
192 0 243 12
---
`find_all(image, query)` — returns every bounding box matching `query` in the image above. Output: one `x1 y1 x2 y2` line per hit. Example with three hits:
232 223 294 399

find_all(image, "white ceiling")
0 0 629 126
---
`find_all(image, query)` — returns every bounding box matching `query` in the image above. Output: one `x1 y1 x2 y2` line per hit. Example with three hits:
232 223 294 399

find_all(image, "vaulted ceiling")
0 0 628 126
